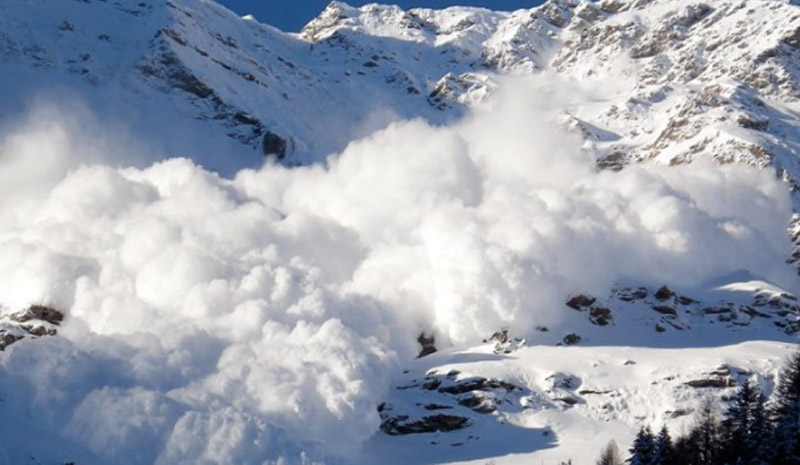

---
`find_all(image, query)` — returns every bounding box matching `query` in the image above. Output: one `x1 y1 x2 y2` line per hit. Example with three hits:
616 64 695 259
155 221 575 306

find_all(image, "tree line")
597 351 800 465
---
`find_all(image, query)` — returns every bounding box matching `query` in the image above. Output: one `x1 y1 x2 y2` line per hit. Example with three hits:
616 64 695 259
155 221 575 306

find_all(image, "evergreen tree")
749 391 771 465
652 425 674 465
722 381 758 465
628 426 655 465
695 397 723 465
673 428 702 465
597 440 624 465
770 351 800 465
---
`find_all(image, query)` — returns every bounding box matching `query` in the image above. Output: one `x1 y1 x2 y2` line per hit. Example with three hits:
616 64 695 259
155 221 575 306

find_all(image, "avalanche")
0 0 800 464
0 74 796 464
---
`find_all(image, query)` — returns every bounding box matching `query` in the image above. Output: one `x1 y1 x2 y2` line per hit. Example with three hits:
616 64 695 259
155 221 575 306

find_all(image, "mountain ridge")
1 0 800 464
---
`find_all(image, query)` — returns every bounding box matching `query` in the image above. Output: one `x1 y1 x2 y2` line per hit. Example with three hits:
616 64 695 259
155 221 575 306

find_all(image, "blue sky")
217 1 546 32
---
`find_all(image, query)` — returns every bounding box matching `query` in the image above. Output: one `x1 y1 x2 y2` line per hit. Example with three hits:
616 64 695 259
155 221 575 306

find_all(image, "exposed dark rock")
617 287 648 301
737 115 769 131
589 306 613 326
599 0 627 13
562 333 582 345
548 373 581 391
262 131 288 158
0 332 23 351
457 393 496 413
437 376 519 395
578 389 612 395
24 325 57 337
417 332 437 358
566 294 596 310
424 403 453 410
541 2 572 28
597 151 626 171
666 408 693 418
484 328 525 354
232 112 260 126
782 26 800 50
654 286 675 301
703 306 732 315
1 305 64 350
741 305 770 318
684 377 734 388
630 40 663 59
10 305 64 325
173 69 214 98
380 414 471 435
486 329 509 344
422 377 442 391
651 305 678 316
162 27 187 46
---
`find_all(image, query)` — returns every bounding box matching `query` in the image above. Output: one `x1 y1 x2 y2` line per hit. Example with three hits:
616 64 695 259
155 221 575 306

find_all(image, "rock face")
0 305 64 350
4 0 800 190
417 332 437 358
380 369 526 436
262 131 289 158
380 411 471 435
566 295 614 326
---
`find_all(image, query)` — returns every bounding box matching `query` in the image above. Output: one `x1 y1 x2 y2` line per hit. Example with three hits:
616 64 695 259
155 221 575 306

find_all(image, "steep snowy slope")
0 0 554 170
1 0 800 465
3 0 799 180
360 341 798 465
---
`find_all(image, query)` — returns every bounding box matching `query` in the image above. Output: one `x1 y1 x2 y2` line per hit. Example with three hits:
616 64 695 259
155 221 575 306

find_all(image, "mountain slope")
3 0 800 181
0 1 800 465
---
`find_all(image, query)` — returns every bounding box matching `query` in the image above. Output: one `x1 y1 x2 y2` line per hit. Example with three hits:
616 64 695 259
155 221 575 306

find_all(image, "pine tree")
673 428 702 465
628 426 655 465
597 440 624 465
651 425 674 465
749 391 771 465
695 397 723 465
770 351 800 465
722 381 758 465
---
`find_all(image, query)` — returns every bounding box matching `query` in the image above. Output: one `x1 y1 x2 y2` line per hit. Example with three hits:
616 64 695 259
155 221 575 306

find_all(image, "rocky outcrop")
0 305 64 350
381 370 525 436
380 411 471 435
417 332 437 358
566 294 613 326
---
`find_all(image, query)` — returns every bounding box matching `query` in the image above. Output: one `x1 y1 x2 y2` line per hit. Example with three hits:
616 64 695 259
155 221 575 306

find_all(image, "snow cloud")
0 75 795 463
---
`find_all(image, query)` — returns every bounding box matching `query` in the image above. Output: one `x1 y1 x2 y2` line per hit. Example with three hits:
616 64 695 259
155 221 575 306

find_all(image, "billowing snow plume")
0 76 795 464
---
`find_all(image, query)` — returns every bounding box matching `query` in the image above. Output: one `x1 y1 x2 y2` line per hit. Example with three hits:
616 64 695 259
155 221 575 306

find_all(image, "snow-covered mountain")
3 0 800 175
1 0 800 464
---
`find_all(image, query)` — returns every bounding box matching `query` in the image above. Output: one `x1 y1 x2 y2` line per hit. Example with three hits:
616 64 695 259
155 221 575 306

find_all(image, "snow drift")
0 76 795 464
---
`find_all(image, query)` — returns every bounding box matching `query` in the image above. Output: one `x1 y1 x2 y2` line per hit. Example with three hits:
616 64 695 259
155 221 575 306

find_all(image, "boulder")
654 286 675 301
262 131 288 158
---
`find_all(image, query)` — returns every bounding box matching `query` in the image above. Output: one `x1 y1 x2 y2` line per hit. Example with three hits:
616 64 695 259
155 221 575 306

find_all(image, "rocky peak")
300 1 363 42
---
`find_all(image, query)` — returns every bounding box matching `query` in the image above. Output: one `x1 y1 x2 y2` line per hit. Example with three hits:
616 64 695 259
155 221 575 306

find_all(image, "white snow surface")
0 0 799 464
